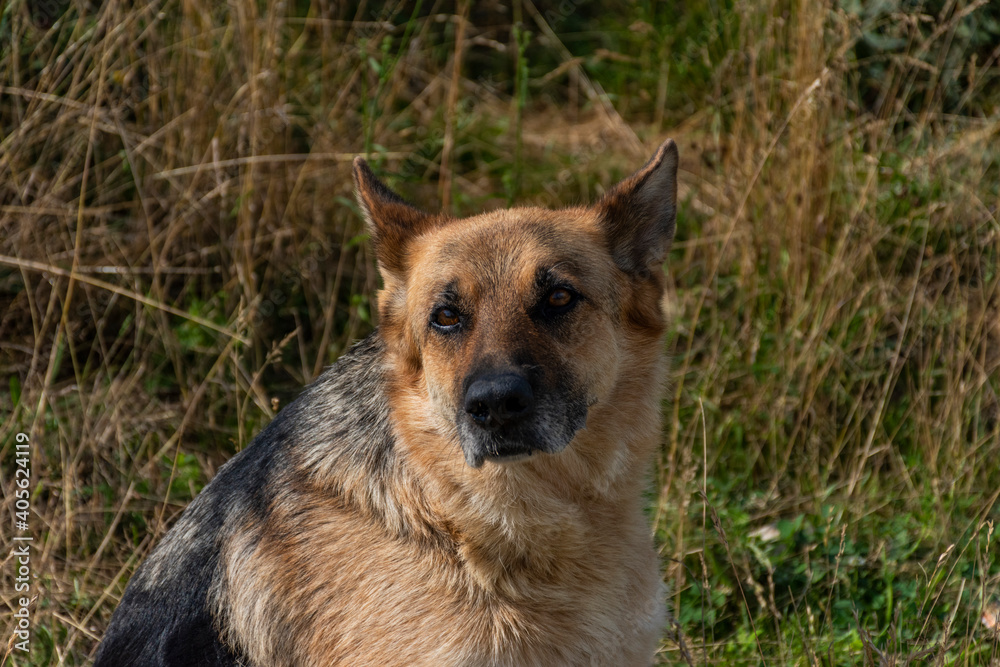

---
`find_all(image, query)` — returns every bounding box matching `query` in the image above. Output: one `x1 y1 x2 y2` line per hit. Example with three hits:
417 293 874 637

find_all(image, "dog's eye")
542 287 578 316
548 288 573 308
431 307 461 330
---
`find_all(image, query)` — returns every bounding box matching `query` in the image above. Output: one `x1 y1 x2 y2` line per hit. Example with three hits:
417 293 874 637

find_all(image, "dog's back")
95 336 394 666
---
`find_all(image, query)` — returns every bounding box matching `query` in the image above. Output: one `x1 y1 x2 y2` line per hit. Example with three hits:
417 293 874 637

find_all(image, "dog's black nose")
464 375 534 430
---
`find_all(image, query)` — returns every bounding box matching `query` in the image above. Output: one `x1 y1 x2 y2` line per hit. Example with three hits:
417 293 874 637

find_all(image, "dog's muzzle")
457 370 587 469
458 372 543 467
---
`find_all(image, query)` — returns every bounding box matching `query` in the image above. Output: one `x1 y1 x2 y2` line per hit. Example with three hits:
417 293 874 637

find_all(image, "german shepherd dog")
94 139 679 667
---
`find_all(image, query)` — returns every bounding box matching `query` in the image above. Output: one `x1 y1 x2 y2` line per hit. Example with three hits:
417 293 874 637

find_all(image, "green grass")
1 1 999 664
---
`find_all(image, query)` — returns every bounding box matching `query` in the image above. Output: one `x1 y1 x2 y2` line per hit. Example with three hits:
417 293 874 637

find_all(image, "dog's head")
354 141 678 469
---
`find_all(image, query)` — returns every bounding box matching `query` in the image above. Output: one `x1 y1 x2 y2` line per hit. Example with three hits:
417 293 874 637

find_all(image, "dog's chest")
313 544 664 667
227 506 664 667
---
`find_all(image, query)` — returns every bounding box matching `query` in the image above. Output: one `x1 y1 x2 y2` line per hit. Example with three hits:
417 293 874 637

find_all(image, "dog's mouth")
456 404 587 469
486 450 535 464
458 424 582 469
457 410 558 468
464 444 536 468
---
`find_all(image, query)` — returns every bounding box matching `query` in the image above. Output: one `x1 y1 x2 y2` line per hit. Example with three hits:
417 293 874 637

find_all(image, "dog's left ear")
353 157 439 280
595 139 678 276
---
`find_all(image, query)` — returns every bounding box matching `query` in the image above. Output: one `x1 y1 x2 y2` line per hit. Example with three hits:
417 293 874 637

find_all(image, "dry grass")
1 1 998 664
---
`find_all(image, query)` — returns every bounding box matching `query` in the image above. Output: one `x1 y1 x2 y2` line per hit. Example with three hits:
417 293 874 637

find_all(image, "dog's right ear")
353 157 438 280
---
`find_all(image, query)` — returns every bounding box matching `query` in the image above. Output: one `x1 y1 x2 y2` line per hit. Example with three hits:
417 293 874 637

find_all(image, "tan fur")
215 141 679 666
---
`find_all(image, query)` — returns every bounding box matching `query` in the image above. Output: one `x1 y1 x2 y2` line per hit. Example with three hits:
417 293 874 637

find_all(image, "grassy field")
2 0 999 664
